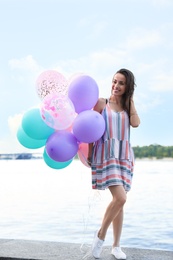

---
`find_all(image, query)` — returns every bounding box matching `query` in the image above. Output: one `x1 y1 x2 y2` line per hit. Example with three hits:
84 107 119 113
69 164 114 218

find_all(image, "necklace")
109 101 118 104
109 99 120 105
108 99 123 112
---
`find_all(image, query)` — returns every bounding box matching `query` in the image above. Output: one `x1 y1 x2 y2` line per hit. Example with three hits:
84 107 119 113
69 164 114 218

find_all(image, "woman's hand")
129 97 140 127
87 156 92 167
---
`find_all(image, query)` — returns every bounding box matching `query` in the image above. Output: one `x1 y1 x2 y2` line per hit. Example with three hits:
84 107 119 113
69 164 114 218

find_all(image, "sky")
0 0 173 153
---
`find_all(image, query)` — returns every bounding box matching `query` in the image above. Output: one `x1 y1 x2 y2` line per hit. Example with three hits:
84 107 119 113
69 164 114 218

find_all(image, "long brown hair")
115 68 136 116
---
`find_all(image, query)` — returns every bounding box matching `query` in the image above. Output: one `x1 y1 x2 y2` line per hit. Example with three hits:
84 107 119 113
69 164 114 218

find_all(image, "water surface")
0 159 172 251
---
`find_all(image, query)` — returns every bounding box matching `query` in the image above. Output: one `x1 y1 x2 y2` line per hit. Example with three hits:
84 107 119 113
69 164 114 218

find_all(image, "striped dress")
91 101 134 192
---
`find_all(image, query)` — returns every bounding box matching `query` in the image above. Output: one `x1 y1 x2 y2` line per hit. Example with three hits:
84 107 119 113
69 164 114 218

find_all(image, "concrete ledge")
0 239 173 260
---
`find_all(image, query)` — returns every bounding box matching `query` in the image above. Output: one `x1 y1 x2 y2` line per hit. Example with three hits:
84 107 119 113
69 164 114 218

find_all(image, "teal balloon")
43 149 73 169
22 108 54 140
17 125 46 149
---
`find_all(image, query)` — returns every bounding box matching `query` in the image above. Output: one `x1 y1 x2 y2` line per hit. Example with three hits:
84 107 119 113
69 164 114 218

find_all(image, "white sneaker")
92 231 104 259
111 247 126 259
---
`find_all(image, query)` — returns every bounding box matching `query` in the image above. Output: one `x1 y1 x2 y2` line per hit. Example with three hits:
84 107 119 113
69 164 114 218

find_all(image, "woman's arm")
87 143 93 166
93 97 106 113
129 99 140 127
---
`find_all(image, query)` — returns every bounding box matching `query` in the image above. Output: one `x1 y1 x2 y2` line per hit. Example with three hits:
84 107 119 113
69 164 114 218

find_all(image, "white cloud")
125 29 162 50
55 49 128 77
136 93 163 113
9 55 41 72
0 136 25 153
78 15 108 39
150 0 173 6
89 21 108 39
131 0 173 7
149 73 173 92
8 113 23 135
8 55 44 86
7 104 40 136
0 113 27 153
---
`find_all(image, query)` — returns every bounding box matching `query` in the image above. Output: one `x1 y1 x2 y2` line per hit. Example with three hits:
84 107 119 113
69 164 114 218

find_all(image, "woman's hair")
115 68 136 116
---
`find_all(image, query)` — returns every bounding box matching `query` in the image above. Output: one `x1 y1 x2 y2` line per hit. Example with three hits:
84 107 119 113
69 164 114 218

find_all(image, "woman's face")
111 73 126 97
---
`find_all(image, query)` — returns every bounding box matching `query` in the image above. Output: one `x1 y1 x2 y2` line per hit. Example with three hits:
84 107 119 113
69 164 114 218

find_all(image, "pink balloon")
68 75 99 113
36 70 68 99
78 143 90 168
40 93 76 130
73 110 105 143
46 131 79 162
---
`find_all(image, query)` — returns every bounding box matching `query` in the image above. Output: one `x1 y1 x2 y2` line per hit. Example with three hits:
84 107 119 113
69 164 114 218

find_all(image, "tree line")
133 144 173 159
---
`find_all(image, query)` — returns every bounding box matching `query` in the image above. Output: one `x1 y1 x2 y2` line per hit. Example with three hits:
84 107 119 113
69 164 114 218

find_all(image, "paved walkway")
0 239 173 260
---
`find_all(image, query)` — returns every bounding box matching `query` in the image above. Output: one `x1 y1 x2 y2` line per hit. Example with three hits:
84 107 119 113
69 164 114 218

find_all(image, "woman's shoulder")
93 98 107 113
98 97 107 104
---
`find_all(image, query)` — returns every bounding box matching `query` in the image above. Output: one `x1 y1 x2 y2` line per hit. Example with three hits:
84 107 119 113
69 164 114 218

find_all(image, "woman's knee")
117 194 126 206
110 186 127 207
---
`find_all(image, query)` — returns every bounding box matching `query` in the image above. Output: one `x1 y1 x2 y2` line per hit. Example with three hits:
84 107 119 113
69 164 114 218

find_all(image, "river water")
0 159 172 251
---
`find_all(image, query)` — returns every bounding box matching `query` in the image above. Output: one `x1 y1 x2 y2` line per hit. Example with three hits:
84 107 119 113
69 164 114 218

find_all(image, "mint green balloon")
43 149 73 169
17 125 46 149
22 108 54 140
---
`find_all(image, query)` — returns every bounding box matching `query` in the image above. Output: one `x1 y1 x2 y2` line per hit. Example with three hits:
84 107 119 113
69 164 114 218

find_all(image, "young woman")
87 68 140 259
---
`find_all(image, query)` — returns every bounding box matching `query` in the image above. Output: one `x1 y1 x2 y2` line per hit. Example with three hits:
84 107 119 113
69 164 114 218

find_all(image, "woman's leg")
98 185 126 241
112 208 124 247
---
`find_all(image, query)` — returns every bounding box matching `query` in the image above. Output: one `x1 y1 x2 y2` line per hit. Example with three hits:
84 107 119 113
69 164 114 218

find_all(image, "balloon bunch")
17 70 105 169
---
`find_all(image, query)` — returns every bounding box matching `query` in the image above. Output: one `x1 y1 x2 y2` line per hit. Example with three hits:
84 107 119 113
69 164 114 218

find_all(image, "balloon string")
80 190 102 259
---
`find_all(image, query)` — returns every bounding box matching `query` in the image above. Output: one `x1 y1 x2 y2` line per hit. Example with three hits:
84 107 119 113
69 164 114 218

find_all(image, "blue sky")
0 0 173 153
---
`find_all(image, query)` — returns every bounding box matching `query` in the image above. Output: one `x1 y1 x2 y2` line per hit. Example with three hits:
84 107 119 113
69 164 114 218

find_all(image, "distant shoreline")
0 153 173 160
135 157 173 161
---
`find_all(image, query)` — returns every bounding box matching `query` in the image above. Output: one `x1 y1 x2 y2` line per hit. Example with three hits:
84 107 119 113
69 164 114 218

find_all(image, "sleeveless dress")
91 101 134 192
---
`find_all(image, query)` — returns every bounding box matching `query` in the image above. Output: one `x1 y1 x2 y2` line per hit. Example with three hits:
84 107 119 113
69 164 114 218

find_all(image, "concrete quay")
0 239 172 260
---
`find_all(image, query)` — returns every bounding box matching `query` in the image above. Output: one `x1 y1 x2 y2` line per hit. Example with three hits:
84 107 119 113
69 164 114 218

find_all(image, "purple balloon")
46 131 79 162
68 75 99 113
72 110 105 143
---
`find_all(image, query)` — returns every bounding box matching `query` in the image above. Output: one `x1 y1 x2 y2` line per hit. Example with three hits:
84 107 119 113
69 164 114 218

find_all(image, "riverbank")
135 157 173 161
0 239 173 260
